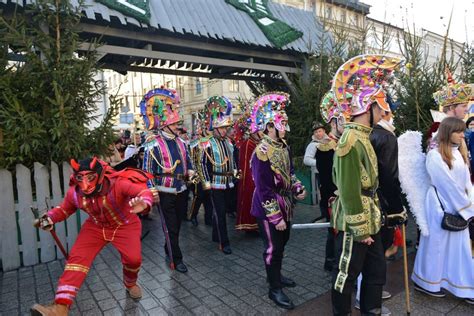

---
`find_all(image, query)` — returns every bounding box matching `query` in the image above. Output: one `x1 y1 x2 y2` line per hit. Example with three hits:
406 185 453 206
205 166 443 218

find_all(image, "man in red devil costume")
30 157 155 316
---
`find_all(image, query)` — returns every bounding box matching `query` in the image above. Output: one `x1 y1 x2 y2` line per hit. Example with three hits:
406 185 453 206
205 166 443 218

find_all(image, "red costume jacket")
47 171 154 227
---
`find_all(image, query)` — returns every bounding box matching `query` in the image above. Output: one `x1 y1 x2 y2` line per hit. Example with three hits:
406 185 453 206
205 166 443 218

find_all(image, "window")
354 15 359 27
341 12 346 24
195 78 202 95
178 77 185 99
229 80 239 92
325 6 332 19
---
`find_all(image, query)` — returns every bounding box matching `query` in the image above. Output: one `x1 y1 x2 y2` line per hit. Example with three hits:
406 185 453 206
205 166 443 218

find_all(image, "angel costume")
412 147 474 298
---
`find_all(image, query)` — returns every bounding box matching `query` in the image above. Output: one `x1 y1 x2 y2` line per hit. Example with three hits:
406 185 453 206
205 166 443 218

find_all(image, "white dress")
412 147 474 298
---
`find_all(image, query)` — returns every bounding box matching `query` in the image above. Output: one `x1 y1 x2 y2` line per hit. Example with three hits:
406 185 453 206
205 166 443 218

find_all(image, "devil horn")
70 159 80 171
90 157 97 169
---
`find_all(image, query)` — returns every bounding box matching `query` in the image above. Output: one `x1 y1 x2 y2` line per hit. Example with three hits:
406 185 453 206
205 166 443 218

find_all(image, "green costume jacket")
331 123 382 241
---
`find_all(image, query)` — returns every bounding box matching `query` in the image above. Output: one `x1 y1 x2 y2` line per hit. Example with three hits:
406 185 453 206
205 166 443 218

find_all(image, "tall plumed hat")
433 68 474 110
320 90 352 124
332 54 402 117
233 100 253 148
204 96 233 130
140 87 182 130
193 109 208 135
250 92 290 133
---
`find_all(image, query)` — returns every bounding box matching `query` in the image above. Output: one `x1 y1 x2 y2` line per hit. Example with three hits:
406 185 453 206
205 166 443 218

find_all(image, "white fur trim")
398 131 430 236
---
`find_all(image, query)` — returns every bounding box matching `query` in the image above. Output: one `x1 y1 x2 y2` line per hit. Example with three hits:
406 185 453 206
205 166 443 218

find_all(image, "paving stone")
191 305 214 316
93 289 113 301
139 297 160 310
169 305 192 316
200 295 223 308
103 307 124 316
151 288 169 300
146 306 168 315
179 294 202 309
77 298 99 312
98 298 119 311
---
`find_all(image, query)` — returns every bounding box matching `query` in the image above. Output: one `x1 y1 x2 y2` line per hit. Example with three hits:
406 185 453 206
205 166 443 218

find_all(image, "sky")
362 0 474 44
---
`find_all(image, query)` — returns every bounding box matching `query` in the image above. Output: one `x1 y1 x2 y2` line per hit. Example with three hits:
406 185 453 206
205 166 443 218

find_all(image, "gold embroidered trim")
334 232 353 293
103 197 122 227
346 213 367 225
413 271 474 290
123 265 141 273
65 264 89 274
262 199 280 216
317 140 337 152
336 130 356 157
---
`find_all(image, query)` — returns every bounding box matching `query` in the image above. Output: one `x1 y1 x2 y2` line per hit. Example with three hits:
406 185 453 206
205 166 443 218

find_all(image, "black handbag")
434 187 469 231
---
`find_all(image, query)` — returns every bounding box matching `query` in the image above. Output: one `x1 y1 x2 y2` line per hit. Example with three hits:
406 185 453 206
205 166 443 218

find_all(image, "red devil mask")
70 157 105 196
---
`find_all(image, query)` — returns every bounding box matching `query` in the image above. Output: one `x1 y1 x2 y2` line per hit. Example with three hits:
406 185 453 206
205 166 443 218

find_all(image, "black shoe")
205 220 212 226
190 216 198 227
268 288 294 310
222 245 232 255
227 212 236 218
414 283 446 298
175 262 188 273
280 276 296 288
465 298 474 305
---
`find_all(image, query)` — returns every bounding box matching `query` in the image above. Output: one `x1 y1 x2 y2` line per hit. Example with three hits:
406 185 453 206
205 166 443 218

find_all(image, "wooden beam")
80 43 300 74
78 23 303 63
102 63 279 82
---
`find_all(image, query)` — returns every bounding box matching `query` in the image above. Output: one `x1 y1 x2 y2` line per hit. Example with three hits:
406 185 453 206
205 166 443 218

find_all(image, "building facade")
101 0 465 133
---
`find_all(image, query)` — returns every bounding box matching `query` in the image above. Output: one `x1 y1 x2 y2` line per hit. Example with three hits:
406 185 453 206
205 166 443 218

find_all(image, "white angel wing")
398 131 430 236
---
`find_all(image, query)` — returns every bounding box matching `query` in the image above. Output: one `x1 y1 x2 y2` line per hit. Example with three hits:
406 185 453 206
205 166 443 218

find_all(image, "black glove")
384 209 408 228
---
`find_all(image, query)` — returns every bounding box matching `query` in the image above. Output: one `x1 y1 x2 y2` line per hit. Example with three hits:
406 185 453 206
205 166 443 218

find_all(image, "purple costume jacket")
250 136 303 224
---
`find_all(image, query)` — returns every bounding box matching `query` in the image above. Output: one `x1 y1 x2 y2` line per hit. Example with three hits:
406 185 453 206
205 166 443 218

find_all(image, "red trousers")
54 217 142 306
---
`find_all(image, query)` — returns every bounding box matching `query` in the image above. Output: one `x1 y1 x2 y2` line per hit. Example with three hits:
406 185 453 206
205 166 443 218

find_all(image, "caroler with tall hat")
330 54 402 315
303 91 347 271
427 69 473 149
30 158 155 315
250 92 306 310
201 96 239 254
188 110 214 226
235 102 260 232
141 87 194 273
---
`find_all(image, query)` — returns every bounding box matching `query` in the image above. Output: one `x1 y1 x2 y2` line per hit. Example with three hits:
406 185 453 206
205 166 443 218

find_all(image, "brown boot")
30 303 68 316
126 285 142 300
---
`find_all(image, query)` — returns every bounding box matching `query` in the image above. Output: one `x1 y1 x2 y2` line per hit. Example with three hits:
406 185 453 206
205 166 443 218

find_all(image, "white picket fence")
0 162 86 271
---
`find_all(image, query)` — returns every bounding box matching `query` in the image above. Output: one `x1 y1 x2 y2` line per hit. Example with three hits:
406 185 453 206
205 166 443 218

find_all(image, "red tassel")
70 159 80 171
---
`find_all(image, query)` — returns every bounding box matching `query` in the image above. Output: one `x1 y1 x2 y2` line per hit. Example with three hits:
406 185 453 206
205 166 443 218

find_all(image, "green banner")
225 0 303 48
97 0 150 24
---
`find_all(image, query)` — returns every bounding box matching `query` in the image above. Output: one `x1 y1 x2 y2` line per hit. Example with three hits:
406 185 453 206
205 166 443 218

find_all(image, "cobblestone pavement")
0 203 332 315
2 202 473 315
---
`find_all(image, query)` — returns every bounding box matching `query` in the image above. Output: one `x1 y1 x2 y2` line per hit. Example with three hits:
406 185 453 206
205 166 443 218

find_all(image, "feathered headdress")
433 68 474 111
140 87 182 130
332 54 403 117
204 96 233 130
250 92 290 133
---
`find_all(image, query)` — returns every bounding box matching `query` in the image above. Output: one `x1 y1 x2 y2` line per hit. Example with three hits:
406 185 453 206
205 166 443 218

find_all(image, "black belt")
361 188 377 198
213 172 234 177
155 173 186 180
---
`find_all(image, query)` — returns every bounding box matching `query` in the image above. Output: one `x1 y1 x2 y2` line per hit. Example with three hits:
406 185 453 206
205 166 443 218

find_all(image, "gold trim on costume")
262 199 280 216
65 264 90 274
413 271 474 290
334 232 353 293
103 197 122 227
123 265 141 273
